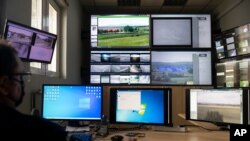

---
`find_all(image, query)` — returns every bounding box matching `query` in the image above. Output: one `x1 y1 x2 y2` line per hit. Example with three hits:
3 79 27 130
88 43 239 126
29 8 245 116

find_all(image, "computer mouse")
111 135 124 141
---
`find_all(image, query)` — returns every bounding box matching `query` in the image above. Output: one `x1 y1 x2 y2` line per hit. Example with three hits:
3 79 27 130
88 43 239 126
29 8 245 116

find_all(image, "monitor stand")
178 113 222 131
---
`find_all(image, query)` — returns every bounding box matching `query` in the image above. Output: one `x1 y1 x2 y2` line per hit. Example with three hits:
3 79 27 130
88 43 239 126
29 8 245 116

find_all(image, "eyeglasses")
9 72 31 86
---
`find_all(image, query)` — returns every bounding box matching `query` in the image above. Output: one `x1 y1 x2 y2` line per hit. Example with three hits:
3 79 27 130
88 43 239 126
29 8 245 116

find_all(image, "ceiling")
80 0 225 14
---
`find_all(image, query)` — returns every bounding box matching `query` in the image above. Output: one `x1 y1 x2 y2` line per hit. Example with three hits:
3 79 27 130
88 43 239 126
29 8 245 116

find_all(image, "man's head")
0 40 26 107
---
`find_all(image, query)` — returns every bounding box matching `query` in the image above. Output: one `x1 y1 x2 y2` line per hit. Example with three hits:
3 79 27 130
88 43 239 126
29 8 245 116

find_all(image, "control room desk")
95 127 229 141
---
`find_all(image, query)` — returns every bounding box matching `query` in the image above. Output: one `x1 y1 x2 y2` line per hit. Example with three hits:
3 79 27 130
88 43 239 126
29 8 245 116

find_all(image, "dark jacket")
0 103 67 141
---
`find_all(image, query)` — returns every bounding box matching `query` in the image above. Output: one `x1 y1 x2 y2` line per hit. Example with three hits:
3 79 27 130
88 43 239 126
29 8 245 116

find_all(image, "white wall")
0 0 83 114
215 0 250 31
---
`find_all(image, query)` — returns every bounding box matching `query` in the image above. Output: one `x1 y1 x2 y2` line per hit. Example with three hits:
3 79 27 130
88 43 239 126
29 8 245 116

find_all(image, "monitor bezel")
109 87 172 126
185 88 248 125
41 84 103 121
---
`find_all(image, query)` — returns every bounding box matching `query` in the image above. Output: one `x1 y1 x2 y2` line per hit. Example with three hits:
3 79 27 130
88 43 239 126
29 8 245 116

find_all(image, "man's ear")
0 75 9 96
0 75 8 85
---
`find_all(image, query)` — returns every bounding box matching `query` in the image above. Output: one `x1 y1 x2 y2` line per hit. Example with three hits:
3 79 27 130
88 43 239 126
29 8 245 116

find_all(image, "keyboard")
125 132 145 137
69 133 92 141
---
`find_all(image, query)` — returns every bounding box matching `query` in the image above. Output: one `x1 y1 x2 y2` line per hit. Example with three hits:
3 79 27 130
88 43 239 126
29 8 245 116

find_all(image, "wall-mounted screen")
91 15 150 48
151 14 211 48
152 18 192 46
42 85 102 120
110 88 172 125
151 50 212 85
186 89 248 125
90 50 150 84
3 20 57 63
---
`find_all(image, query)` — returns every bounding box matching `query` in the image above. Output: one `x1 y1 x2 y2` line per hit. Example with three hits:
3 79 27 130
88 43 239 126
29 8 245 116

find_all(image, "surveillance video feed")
151 51 212 85
140 65 150 72
91 54 101 62
131 54 140 62
101 75 110 83
110 75 120 84
101 54 110 62
91 51 150 84
110 54 120 62
120 54 131 62
130 75 140 84
29 34 55 62
120 75 130 83
90 75 100 83
130 65 141 73
140 54 150 62
91 65 111 72
6 26 33 58
190 89 243 124
139 75 150 84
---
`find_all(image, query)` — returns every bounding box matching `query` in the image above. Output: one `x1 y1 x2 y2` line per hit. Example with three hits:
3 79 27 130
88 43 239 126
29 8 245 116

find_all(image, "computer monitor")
42 84 102 120
90 50 151 84
109 88 172 125
151 14 211 48
3 19 57 63
151 50 212 85
90 15 150 48
186 89 248 125
152 18 192 47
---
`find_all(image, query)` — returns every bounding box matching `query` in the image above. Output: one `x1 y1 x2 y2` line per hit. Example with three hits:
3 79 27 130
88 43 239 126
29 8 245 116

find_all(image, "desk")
94 127 229 141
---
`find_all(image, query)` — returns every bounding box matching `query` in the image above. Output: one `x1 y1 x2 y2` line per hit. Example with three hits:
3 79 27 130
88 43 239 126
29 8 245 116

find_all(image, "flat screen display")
90 50 150 84
151 14 211 48
152 18 192 46
42 85 102 120
109 88 172 125
91 15 150 48
151 51 212 85
3 20 57 63
186 89 248 125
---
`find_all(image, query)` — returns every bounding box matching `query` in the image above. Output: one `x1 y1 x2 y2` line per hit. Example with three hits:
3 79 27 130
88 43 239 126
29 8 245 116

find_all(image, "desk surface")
94 127 229 141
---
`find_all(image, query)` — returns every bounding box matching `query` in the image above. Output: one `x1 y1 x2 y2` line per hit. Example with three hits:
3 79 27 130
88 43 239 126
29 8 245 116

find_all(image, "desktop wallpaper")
43 86 102 120
116 90 165 124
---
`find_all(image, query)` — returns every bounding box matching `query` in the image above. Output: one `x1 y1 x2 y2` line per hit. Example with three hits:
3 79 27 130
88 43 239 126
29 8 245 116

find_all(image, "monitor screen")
186 89 248 125
152 18 192 46
151 50 212 85
42 85 102 120
3 20 57 63
90 50 151 84
109 88 172 125
151 14 211 48
91 15 150 48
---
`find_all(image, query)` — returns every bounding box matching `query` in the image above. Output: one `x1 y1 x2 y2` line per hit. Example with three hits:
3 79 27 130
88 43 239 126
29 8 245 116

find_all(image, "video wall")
216 59 250 88
214 23 250 60
89 14 212 85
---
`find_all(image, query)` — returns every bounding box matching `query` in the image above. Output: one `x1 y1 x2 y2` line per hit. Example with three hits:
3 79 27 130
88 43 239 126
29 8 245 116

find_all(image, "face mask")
15 83 25 107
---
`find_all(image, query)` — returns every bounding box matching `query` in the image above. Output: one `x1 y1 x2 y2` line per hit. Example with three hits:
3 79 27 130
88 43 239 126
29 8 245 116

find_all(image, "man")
0 40 67 140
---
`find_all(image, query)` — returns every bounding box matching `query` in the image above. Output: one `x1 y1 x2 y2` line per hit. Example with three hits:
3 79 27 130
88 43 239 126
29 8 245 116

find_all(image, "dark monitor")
90 15 150 48
3 19 57 63
151 50 212 85
110 88 172 125
186 89 248 125
42 85 102 120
